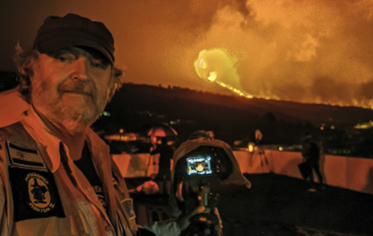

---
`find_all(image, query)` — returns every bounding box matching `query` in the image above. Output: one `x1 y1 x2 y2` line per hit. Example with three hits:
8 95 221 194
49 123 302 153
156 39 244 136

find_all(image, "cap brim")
37 37 114 64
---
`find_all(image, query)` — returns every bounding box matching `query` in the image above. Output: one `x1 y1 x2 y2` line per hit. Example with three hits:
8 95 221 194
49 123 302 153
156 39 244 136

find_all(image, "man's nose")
71 58 89 80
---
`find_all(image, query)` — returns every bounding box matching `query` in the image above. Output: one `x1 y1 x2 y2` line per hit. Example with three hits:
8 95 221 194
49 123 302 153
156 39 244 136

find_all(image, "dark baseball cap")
33 13 115 64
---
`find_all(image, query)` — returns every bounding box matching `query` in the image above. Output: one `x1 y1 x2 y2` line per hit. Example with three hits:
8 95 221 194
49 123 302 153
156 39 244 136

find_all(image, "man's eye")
92 60 105 69
56 55 74 62
57 56 68 62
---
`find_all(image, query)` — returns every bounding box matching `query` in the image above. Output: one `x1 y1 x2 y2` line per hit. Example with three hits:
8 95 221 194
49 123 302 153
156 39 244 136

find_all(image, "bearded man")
0 13 201 236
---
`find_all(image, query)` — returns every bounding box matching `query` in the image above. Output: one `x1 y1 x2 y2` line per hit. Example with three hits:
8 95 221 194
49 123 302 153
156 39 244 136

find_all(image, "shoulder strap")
112 159 139 235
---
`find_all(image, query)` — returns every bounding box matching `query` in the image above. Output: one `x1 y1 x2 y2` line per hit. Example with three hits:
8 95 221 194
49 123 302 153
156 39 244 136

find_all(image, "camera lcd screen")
186 156 213 175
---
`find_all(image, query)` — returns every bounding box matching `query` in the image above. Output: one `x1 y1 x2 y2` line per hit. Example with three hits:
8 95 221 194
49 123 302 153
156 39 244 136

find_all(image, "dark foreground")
127 173 373 236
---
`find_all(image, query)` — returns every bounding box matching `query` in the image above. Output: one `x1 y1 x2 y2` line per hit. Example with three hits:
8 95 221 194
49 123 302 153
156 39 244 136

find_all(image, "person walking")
301 132 324 191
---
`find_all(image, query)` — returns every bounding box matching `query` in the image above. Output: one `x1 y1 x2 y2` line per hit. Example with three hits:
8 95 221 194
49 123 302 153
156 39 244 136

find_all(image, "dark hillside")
94 83 373 152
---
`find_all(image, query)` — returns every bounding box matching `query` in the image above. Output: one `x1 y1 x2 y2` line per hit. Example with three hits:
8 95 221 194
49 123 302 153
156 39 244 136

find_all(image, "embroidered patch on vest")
7 142 46 169
8 167 65 221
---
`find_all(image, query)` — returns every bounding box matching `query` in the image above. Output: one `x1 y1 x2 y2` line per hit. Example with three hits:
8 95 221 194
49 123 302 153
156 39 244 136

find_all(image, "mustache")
58 80 96 98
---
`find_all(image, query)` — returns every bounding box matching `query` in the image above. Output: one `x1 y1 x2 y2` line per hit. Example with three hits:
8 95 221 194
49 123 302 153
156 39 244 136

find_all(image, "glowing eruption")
194 48 254 98
207 71 217 82
188 1 373 108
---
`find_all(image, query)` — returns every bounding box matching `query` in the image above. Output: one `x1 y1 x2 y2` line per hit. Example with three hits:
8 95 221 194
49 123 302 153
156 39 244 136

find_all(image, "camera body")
178 145 233 180
171 137 251 236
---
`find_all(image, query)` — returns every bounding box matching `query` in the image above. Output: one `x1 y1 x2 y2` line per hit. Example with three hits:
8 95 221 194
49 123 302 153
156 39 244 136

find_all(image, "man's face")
30 47 114 126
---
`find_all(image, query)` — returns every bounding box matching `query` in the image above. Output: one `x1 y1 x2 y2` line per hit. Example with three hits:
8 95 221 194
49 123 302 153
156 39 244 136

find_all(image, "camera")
170 137 251 236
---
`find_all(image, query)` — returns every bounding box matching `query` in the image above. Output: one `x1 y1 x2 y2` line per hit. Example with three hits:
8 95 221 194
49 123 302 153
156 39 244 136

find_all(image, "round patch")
26 173 55 213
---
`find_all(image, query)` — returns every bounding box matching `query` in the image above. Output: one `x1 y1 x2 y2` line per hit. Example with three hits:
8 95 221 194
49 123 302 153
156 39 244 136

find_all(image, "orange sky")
1 0 372 108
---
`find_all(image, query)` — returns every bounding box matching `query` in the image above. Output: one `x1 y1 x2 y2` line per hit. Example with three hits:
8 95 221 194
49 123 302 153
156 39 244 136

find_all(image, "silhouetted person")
151 137 174 194
302 132 324 190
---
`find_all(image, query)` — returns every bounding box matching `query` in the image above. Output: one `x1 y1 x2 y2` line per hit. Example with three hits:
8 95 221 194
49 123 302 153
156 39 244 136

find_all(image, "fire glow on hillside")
187 1 373 109
194 48 254 98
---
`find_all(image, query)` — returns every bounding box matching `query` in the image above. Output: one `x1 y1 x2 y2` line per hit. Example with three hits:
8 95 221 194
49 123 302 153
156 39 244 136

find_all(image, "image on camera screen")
186 156 213 175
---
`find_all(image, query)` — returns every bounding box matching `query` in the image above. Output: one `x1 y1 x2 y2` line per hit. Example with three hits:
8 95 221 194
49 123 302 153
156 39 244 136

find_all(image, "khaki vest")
0 122 138 236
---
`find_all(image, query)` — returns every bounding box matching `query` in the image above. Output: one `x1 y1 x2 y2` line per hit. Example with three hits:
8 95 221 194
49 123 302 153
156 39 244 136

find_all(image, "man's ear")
108 85 117 101
107 78 121 101
108 67 124 101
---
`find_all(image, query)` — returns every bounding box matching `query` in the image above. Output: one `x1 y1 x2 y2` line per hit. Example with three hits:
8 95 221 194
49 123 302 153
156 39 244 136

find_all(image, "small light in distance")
102 111 111 117
247 142 255 152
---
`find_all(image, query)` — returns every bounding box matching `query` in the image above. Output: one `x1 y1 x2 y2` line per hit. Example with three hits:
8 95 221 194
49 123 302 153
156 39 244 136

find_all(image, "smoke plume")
186 0 373 108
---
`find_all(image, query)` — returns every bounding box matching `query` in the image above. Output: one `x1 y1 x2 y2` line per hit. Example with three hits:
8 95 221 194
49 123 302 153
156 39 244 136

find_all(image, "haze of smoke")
189 0 373 108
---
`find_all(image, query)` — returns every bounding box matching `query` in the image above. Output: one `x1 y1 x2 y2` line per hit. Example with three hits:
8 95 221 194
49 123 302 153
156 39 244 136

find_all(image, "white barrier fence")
113 149 373 195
